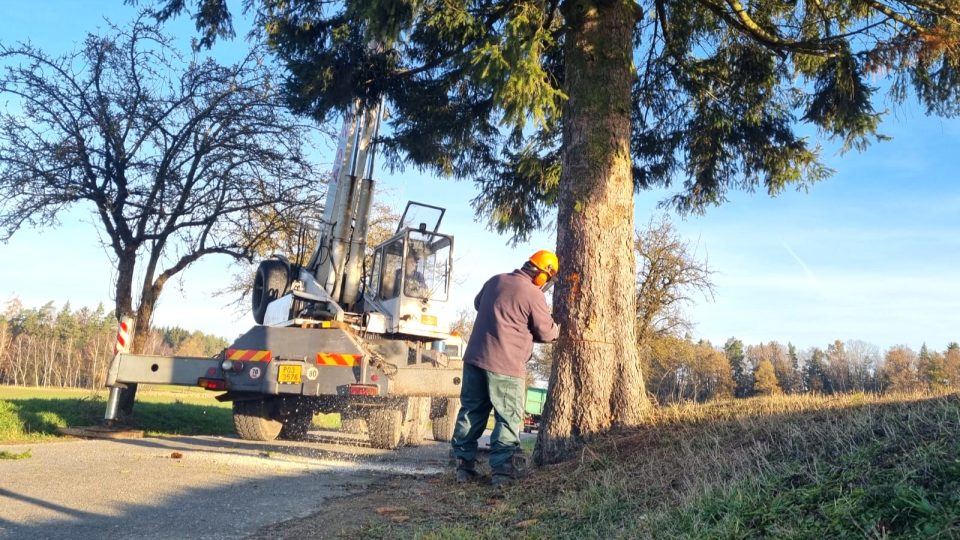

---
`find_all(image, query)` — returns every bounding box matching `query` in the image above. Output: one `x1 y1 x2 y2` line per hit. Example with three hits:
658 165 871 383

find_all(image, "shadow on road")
0 433 450 540
0 488 103 521
1 466 377 539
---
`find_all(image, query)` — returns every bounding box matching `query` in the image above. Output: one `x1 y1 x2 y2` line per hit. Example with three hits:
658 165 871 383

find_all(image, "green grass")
0 449 31 460
0 385 340 442
0 386 235 441
363 392 960 539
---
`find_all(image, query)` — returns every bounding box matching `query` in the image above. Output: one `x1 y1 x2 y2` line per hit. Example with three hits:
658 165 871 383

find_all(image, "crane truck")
102 103 464 449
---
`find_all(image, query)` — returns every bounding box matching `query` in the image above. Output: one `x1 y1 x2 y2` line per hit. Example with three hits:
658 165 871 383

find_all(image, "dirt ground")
248 442 547 539
248 475 447 538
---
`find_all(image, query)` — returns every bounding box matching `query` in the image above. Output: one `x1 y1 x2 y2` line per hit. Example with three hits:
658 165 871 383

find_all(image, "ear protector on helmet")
533 270 550 288
528 250 558 288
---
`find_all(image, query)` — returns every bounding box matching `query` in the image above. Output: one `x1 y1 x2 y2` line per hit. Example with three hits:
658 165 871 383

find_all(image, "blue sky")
1 2 957 353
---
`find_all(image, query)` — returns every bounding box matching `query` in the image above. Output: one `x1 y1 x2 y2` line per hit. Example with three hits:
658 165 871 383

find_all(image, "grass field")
355 391 960 538
0 385 339 442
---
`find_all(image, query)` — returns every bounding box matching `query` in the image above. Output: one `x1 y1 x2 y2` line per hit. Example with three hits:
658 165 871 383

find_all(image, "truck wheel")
233 399 282 441
431 397 460 443
340 410 368 435
403 397 431 447
251 259 289 324
279 408 314 441
367 409 403 449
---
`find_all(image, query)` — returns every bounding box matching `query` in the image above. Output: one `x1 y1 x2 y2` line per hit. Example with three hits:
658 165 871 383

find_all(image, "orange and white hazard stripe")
225 349 272 362
316 353 360 366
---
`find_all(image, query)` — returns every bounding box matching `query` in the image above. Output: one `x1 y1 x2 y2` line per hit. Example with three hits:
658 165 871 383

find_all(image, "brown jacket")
463 269 559 378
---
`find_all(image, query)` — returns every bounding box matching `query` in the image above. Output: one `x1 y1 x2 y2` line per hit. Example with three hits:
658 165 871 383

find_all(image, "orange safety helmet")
528 250 558 287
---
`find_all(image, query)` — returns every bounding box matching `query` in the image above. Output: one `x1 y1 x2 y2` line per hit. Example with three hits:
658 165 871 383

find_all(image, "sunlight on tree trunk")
535 1 650 465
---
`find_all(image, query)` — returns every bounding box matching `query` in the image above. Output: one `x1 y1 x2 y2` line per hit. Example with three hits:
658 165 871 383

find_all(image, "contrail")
781 241 819 286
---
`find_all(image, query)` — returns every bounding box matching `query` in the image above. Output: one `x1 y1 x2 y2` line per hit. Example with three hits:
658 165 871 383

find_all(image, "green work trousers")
451 362 525 469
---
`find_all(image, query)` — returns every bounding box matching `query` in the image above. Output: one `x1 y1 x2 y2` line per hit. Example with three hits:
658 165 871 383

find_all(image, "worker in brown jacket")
452 250 559 487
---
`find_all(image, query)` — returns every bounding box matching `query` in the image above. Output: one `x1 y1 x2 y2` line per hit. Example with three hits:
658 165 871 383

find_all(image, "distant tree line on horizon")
4 296 955 405
527 334 959 405
0 298 227 389
642 336 960 405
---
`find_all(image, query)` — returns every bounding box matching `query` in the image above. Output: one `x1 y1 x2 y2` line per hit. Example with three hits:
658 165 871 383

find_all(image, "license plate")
278 365 302 384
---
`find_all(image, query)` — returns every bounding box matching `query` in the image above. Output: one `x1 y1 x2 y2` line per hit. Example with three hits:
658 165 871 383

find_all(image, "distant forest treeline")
0 299 228 388
643 336 960 405
3 299 957 403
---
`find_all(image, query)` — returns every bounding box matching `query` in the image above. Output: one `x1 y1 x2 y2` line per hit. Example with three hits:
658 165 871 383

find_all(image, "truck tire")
403 397 431 447
431 397 460 442
233 399 283 441
279 408 314 441
251 259 289 324
340 410 368 435
367 408 403 449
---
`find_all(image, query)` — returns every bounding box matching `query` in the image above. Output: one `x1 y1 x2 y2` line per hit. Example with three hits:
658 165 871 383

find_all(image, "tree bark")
115 250 142 414
132 304 154 356
115 251 137 324
535 0 650 465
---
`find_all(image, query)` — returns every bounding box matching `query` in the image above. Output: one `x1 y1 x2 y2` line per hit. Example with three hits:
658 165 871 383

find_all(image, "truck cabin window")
377 239 404 300
404 231 450 301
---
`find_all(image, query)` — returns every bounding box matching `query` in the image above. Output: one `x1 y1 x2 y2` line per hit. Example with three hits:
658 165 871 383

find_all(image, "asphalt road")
0 431 454 540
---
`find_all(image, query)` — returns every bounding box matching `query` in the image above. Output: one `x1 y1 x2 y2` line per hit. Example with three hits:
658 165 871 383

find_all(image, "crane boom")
308 102 382 308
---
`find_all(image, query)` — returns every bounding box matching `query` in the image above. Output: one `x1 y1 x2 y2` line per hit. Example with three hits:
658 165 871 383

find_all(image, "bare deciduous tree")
844 340 881 392
635 216 714 342
0 18 322 355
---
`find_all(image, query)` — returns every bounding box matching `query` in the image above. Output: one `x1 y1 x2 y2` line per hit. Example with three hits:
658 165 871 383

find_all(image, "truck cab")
363 202 453 340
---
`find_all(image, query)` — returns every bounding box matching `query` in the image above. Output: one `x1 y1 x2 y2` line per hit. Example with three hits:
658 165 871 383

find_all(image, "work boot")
455 457 479 483
491 452 528 488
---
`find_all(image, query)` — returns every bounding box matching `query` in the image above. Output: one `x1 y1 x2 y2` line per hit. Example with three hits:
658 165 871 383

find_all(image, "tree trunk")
14 339 24 385
115 252 136 324
117 286 161 413
30 337 39 386
535 0 650 465
132 299 155 356
116 251 163 354
115 251 145 413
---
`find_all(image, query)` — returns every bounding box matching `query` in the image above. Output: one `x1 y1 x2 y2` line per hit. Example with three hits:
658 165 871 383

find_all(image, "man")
402 253 427 296
451 250 559 487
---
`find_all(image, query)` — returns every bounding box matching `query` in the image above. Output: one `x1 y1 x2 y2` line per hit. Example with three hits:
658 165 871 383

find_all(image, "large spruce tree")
157 0 960 463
